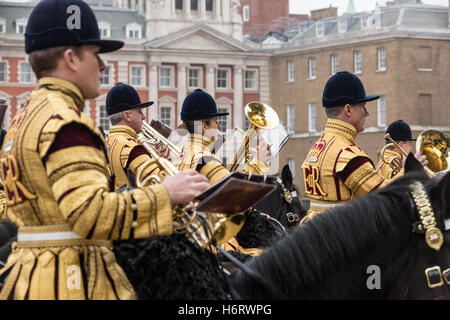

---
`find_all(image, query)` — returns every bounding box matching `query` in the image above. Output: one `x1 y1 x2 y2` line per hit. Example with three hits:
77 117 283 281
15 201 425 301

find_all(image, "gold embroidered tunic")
174 133 268 185
0 77 172 300
106 125 164 191
173 133 267 256
301 119 391 221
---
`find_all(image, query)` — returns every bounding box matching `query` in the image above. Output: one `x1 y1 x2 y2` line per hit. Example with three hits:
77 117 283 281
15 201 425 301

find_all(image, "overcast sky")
289 0 449 15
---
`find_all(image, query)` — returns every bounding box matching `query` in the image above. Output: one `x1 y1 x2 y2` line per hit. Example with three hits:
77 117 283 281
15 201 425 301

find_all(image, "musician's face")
202 117 220 141
398 140 412 154
73 45 105 99
125 107 145 133
346 102 369 133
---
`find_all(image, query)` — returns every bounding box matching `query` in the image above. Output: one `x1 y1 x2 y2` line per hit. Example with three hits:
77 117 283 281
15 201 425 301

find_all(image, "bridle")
391 181 450 299
276 178 300 225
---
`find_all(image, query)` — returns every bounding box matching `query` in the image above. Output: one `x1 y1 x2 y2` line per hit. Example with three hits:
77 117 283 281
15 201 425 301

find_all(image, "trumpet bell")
416 129 450 173
245 102 279 130
207 212 245 246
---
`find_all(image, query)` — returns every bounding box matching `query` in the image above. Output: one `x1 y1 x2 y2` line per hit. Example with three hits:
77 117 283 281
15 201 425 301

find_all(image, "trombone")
228 102 279 172
381 133 408 177
141 121 182 156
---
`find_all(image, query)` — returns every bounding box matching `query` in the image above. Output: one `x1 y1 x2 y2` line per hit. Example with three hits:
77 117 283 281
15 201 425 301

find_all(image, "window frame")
125 23 142 39
377 95 387 127
130 65 145 87
216 68 230 90
0 61 7 83
308 102 317 132
316 22 324 37
286 104 295 133
330 54 339 75
243 5 250 22
287 61 295 82
160 105 173 128
18 61 33 84
188 66 203 89
159 65 175 89
244 68 258 91
377 47 386 71
308 57 316 80
353 51 362 74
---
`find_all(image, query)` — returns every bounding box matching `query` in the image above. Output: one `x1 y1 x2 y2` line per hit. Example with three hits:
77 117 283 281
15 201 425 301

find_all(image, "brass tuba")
416 129 450 176
227 102 279 172
380 133 408 177
135 134 244 248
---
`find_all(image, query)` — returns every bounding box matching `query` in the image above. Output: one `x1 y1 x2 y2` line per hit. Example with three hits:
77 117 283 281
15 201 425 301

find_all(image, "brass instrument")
416 129 450 176
141 121 182 156
135 134 244 248
381 133 408 177
228 102 279 172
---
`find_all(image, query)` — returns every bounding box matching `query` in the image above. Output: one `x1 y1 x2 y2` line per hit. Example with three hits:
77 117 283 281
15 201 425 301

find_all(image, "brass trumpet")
228 102 279 172
141 121 182 156
416 129 450 176
135 134 244 248
381 133 408 177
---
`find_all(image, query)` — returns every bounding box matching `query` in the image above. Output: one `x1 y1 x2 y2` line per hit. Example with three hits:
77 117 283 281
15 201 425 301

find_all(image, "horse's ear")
404 152 425 174
281 164 293 188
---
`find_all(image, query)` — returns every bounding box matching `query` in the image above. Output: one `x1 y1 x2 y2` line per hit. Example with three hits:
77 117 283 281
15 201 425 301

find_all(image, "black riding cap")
106 82 153 116
181 89 229 121
322 71 380 108
25 0 124 54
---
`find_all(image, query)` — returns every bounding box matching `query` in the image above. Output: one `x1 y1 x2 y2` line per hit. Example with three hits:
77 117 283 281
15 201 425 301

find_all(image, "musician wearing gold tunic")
174 89 270 185
376 120 418 180
105 83 168 191
173 89 270 255
301 71 393 223
0 0 209 300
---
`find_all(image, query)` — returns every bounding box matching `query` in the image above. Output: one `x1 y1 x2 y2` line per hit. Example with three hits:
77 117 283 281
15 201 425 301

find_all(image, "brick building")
0 0 269 135
266 3 450 193
240 0 308 39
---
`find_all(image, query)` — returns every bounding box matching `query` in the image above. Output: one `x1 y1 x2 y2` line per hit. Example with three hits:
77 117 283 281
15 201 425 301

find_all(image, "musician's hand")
259 212 271 220
162 169 210 205
155 144 171 160
253 143 271 163
415 151 428 167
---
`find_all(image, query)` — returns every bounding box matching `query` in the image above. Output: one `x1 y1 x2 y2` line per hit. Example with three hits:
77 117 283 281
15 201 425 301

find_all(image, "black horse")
252 164 306 229
228 154 450 299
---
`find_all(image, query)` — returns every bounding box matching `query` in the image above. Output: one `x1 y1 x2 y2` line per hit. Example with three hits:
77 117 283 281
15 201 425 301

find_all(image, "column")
138 0 144 14
233 65 243 129
177 63 189 116
222 0 230 23
148 62 160 121
214 0 221 20
200 0 206 20
205 64 216 98
183 0 191 19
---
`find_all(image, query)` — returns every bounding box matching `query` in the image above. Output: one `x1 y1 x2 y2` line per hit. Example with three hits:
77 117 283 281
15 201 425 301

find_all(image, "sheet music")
258 122 290 159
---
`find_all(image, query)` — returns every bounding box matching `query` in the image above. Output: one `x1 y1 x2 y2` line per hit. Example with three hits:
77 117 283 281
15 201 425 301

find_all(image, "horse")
252 164 307 230
227 154 450 299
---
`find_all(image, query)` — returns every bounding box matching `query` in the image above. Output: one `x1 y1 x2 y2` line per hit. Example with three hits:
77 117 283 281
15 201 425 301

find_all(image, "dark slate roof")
0 0 145 38
257 4 449 48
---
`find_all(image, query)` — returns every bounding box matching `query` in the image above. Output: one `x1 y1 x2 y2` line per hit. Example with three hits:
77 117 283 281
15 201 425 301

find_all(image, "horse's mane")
240 171 430 297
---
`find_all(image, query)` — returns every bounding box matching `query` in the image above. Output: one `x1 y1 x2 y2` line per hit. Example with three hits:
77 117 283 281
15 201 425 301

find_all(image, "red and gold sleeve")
127 146 166 182
45 124 172 240
335 146 390 197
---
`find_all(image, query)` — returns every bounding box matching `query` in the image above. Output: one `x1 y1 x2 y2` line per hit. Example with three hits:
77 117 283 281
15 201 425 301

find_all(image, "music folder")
194 172 277 214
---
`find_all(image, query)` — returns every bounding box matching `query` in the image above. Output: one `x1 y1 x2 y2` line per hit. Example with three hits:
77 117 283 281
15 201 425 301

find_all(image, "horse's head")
229 154 450 299
250 164 302 229
396 153 450 299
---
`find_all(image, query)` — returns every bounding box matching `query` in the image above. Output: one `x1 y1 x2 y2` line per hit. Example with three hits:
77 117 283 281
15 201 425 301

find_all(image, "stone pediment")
144 24 252 53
